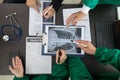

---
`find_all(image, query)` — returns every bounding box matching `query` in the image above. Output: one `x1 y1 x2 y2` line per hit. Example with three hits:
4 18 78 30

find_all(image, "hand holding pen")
74 40 96 55
56 49 67 64
43 5 55 19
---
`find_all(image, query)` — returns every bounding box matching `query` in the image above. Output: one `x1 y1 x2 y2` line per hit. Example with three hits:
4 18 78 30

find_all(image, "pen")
58 49 62 63
71 40 88 48
44 5 53 16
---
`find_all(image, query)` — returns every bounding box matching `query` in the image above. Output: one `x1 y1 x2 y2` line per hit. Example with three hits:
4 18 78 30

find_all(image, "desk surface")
0 4 119 75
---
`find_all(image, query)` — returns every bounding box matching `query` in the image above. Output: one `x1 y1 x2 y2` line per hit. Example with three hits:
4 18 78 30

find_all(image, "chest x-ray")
44 25 85 55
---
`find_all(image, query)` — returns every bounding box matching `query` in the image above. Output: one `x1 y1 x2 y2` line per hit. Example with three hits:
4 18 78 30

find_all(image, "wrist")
80 4 90 14
92 48 96 55
16 74 24 78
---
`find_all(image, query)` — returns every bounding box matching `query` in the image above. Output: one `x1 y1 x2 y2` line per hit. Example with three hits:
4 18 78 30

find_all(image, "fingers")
66 11 86 26
56 50 60 64
43 6 55 19
34 1 41 13
75 40 89 49
36 0 41 8
66 14 75 27
12 57 16 67
43 6 49 17
75 40 89 45
26 0 40 13
12 56 22 67
56 49 67 64
18 57 23 66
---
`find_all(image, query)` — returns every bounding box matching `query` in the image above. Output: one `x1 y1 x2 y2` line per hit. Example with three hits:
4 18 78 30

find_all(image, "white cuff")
80 4 90 14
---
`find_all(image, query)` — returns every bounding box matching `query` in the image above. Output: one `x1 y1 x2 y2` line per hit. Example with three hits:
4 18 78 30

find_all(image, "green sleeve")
52 63 69 80
14 76 29 80
67 57 93 80
32 75 52 80
95 48 120 69
83 0 99 9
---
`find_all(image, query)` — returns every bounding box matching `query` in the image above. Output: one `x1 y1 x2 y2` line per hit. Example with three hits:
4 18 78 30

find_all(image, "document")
42 25 85 55
63 8 91 41
117 7 120 20
26 37 52 74
29 1 55 36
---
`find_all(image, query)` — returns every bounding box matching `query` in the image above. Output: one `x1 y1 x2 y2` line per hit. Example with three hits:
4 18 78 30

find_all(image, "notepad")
26 37 52 74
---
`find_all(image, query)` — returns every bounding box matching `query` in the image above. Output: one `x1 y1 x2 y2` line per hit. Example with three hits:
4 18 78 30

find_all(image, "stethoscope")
0 13 23 43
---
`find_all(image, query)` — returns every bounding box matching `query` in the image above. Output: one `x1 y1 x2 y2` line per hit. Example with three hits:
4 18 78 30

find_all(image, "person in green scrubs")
43 0 120 26
66 0 120 26
9 49 93 80
76 40 120 80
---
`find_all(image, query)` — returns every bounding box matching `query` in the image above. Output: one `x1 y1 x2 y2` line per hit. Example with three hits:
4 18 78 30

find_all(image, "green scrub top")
13 57 93 80
94 48 120 80
83 0 120 9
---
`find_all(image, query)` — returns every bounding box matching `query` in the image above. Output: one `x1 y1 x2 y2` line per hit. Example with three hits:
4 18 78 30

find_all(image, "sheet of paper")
43 25 84 55
29 1 55 36
63 8 91 41
29 7 42 36
26 37 52 74
117 7 120 20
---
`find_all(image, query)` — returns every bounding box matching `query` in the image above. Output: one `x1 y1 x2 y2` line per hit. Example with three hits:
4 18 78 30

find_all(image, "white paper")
63 8 91 41
29 8 42 36
29 1 55 36
26 37 52 74
117 7 120 20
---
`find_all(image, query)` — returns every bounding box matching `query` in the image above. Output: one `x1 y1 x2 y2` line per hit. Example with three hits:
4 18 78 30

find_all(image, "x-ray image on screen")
44 25 85 55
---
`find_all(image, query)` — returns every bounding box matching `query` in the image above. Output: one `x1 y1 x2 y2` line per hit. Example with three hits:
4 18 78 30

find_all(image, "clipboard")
26 37 52 74
41 25 85 56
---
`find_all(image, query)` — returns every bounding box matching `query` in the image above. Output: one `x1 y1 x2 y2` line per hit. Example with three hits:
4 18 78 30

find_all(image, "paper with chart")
43 25 85 55
63 8 91 41
29 1 55 36
26 37 52 74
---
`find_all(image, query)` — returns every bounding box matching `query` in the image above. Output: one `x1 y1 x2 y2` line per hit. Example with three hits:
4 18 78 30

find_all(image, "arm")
52 50 68 80
67 57 93 80
50 0 63 12
14 76 29 80
43 0 63 19
76 40 120 69
26 0 40 12
83 0 99 9
95 48 120 69
9 56 29 80
52 63 68 80
66 0 99 26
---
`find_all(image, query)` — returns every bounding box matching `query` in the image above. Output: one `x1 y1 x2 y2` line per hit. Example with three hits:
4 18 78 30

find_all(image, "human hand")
43 5 55 19
75 40 96 55
9 56 24 78
56 49 67 64
26 0 40 13
66 11 86 26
